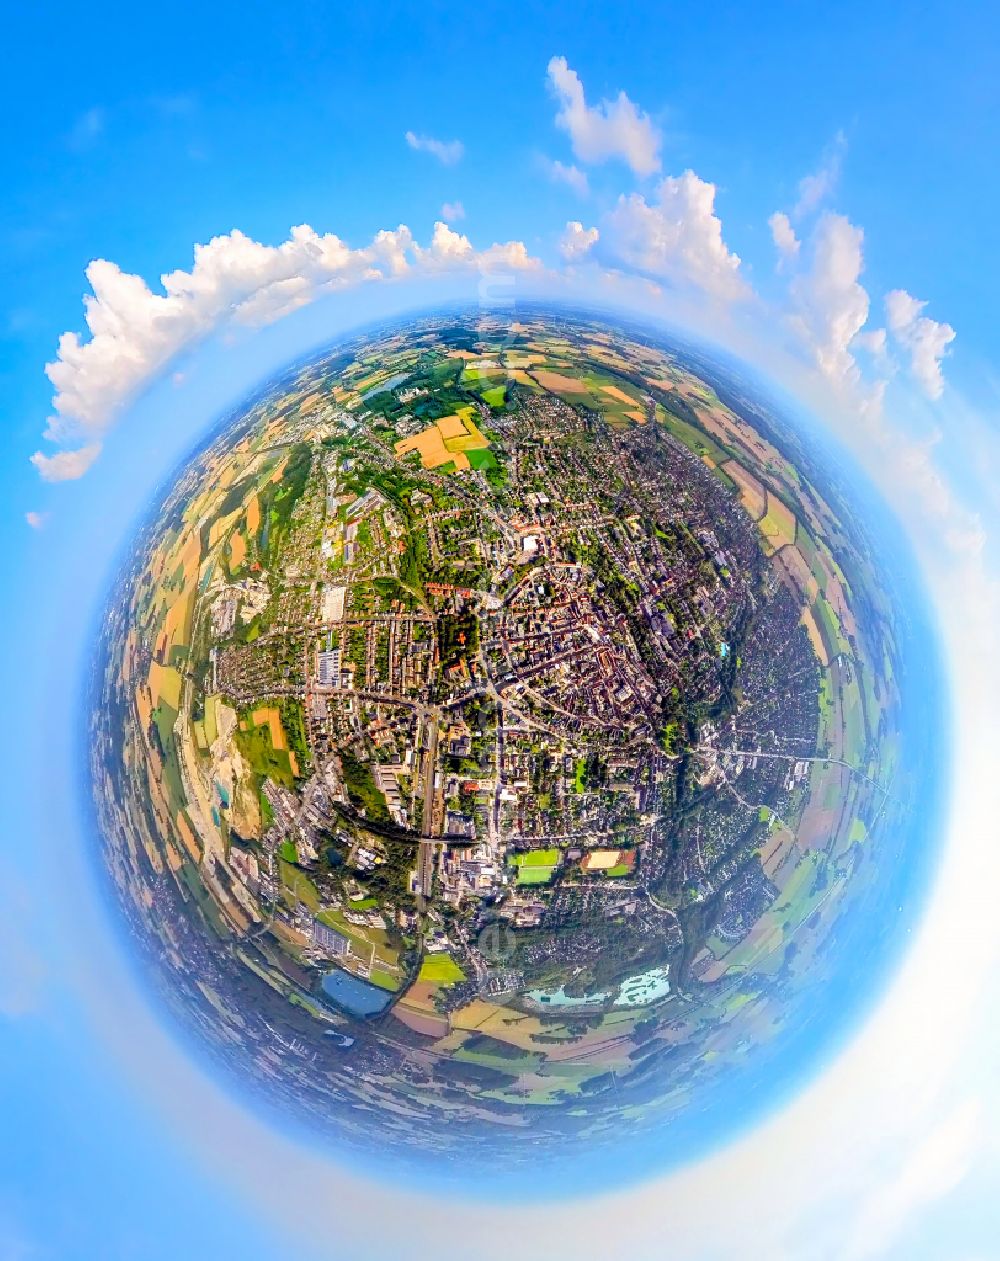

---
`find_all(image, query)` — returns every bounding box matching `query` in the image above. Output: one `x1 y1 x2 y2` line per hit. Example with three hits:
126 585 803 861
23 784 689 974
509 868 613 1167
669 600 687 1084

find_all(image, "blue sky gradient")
4 4 1000 1259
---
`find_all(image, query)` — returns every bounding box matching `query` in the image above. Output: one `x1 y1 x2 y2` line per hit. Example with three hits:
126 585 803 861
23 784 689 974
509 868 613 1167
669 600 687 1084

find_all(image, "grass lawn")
516 865 556 886
278 858 319 911
515 849 560 867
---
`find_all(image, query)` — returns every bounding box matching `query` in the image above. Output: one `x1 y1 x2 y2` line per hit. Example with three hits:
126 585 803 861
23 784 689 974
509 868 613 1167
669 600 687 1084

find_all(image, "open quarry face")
91 310 912 1172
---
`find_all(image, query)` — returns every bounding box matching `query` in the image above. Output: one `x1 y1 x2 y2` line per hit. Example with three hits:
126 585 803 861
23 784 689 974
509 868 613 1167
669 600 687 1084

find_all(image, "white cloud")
24 511 47 529
794 130 846 218
559 220 599 260
545 157 590 196
547 56 661 176
404 130 464 165
604 170 747 301
768 211 800 261
440 201 465 223
36 221 537 477
30 443 102 482
886 288 956 400
855 326 887 357
788 212 870 383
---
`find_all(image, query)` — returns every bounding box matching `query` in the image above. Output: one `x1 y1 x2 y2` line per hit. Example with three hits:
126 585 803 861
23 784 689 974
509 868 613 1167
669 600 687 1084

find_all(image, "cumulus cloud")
404 130 464 165
788 212 870 383
35 221 537 477
794 130 847 218
886 287 956 399
30 444 102 482
544 157 590 196
547 56 660 176
768 210 800 262
24 511 47 529
604 170 747 301
855 326 888 357
440 200 465 223
559 221 599 260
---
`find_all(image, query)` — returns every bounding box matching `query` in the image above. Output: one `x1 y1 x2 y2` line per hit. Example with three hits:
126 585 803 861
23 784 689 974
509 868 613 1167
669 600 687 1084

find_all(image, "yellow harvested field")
229 530 246 569
175 810 203 863
180 531 202 583
396 427 459 468
245 492 260 536
534 369 590 393
393 1004 449 1038
135 683 153 734
161 586 194 655
601 384 639 405
800 606 830 666
142 836 165 877
626 409 647 423
250 705 287 749
759 492 797 550
394 416 483 471
148 662 182 710
203 694 220 746
723 460 767 520
436 414 469 441
208 509 242 550
445 1000 555 1053
443 421 489 454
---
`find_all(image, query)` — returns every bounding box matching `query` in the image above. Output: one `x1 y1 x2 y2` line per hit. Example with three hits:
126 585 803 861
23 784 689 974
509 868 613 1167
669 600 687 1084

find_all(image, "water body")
526 986 610 1009
615 967 670 1007
362 371 409 399
321 968 393 1016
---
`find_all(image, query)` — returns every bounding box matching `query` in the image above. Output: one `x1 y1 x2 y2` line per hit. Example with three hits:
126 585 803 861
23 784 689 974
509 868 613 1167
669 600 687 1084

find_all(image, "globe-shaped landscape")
90 309 938 1182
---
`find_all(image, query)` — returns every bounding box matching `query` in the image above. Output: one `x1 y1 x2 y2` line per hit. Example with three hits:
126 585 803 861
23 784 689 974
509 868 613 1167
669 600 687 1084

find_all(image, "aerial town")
90 311 904 1165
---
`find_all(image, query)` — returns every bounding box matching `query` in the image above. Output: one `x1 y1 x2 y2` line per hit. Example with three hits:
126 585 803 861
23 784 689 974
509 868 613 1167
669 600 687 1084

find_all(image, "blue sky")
4 4 1000 1259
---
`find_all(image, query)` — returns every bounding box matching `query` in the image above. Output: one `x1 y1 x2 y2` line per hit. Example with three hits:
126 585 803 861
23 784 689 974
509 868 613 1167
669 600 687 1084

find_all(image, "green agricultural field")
466 447 498 472
419 953 465 984
655 404 731 465
481 385 506 408
236 727 294 789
